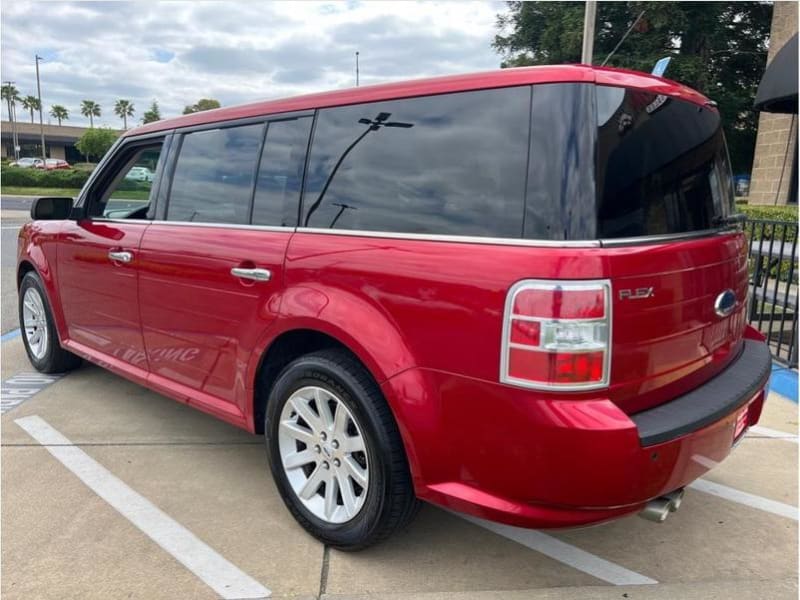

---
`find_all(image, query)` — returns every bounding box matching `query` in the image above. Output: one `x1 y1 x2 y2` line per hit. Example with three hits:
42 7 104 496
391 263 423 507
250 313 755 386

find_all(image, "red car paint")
18 65 769 529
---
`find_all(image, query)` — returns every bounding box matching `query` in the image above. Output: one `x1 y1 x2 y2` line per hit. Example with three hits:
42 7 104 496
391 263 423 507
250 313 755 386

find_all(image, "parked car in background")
10 157 44 169
35 158 71 170
124 166 154 182
17 65 771 550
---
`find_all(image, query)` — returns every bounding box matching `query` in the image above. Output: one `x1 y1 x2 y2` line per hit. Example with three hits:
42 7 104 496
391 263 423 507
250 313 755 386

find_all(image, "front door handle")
108 250 133 264
231 267 272 282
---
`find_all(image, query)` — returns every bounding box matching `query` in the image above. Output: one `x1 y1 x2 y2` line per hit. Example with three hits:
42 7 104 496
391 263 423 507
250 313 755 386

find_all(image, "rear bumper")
382 336 771 529
631 340 771 446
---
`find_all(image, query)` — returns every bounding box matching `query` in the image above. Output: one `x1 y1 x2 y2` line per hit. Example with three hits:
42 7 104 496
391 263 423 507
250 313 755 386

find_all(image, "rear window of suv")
594 86 735 240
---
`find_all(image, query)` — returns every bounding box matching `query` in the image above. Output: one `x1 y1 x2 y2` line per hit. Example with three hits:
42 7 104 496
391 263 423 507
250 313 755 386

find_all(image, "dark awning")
754 33 798 114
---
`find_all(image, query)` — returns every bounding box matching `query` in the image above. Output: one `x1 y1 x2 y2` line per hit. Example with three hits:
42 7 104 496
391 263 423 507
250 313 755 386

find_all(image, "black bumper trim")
631 340 772 446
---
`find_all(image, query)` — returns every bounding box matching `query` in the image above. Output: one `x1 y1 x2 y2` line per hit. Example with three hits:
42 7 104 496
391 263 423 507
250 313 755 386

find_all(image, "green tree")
21 95 41 123
75 127 118 162
80 100 102 127
142 100 161 124
114 99 135 129
493 1 772 173
49 104 69 126
182 98 221 114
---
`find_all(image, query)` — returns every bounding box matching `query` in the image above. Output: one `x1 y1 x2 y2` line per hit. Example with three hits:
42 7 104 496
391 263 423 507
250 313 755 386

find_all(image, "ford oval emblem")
714 289 736 318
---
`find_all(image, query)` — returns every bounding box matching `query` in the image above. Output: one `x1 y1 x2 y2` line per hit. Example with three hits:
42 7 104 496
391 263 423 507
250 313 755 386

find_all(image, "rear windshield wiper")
712 213 746 227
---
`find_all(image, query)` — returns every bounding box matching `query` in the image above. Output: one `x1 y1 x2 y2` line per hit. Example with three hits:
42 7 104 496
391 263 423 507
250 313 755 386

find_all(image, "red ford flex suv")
18 65 771 549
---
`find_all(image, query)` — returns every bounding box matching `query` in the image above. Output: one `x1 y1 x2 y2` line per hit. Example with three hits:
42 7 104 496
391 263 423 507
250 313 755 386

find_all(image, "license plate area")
733 405 749 443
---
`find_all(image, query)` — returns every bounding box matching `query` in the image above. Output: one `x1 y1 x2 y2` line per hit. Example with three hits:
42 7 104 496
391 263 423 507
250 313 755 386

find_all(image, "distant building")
0 120 121 163
748 1 798 205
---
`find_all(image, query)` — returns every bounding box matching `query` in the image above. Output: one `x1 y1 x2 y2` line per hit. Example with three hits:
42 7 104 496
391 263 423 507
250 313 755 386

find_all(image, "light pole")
355 51 360 87
35 54 46 160
581 1 597 65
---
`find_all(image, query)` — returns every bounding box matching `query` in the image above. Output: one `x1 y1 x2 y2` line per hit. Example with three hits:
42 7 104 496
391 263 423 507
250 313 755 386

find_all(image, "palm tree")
114 99 135 129
49 105 69 126
81 100 101 127
1 84 20 122
21 95 41 123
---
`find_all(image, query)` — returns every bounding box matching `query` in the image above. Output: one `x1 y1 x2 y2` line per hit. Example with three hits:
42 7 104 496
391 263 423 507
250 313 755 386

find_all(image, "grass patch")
2 186 82 197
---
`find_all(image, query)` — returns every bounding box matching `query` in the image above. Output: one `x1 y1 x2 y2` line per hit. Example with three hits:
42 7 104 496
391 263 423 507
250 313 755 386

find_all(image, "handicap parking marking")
748 425 799 444
1 328 22 342
1 371 63 414
457 513 657 586
14 415 272 600
690 479 799 521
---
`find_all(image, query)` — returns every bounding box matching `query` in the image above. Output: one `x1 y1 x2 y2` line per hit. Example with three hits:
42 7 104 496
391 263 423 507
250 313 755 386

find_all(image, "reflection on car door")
137 116 311 425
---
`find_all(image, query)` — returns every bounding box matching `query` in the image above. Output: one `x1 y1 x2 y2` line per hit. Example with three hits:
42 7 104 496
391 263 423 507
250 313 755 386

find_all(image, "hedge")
2 167 90 189
736 203 798 223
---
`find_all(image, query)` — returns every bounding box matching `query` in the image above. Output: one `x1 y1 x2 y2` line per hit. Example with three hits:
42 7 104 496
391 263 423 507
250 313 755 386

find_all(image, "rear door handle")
108 250 133 264
230 267 272 282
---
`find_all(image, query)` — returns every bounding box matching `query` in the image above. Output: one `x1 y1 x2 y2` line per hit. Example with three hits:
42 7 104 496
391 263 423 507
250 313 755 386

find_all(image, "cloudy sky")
1 1 508 128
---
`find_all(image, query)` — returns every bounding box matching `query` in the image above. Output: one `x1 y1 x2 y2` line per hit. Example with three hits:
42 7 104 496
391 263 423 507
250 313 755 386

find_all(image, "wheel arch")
250 324 424 485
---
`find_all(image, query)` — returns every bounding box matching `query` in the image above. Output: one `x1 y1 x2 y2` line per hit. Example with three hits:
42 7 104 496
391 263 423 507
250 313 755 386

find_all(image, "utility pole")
581 1 597 65
355 51 360 87
35 54 46 160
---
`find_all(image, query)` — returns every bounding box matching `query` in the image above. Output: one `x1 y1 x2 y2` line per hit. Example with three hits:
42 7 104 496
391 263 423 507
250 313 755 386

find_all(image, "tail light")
500 279 612 391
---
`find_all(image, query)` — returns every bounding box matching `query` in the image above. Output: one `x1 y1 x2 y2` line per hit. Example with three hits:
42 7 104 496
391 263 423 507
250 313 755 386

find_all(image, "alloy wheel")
22 287 49 360
278 386 369 524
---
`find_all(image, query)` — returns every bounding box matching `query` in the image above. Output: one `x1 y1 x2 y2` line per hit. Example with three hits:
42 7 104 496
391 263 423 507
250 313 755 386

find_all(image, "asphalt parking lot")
1 206 798 599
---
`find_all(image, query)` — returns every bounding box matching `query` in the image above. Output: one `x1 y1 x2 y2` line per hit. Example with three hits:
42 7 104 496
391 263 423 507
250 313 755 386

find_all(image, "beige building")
748 1 798 205
1 120 97 162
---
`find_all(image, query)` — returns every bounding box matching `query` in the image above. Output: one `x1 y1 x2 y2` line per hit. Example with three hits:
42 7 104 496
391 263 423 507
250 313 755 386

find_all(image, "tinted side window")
524 83 596 240
302 87 530 237
168 124 264 224
252 117 312 226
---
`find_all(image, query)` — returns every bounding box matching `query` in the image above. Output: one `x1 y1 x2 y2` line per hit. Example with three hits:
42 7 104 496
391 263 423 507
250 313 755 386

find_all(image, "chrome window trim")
89 218 294 233
296 227 601 248
499 278 613 392
599 227 739 247
81 220 737 248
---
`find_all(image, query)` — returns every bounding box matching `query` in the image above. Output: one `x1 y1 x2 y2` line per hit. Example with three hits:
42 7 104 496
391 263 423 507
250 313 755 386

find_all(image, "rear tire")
18 271 81 374
265 348 419 550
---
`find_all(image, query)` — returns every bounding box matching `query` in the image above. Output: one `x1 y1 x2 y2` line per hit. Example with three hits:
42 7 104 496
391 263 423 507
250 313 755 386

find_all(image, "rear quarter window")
302 86 531 237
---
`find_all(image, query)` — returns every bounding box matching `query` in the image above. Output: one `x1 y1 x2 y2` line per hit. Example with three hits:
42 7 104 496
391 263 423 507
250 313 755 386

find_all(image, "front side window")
93 142 164 219
167 124 264 224
302 87 530 237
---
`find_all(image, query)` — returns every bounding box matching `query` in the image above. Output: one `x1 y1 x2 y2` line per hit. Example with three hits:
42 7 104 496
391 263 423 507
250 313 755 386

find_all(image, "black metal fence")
745 218 798 366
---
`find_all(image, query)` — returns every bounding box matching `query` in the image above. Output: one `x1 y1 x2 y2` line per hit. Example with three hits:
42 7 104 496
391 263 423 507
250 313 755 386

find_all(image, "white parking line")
458 513 657 586
690 479 799 521
748 425 799 444
14 415 271 600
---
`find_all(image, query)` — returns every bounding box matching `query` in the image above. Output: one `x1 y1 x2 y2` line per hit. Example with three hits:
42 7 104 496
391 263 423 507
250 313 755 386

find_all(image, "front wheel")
18 271 81 373
265 349 419 550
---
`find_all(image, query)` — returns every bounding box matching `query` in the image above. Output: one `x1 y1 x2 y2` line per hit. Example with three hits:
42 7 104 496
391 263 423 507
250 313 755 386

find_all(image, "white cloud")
1 1 507 128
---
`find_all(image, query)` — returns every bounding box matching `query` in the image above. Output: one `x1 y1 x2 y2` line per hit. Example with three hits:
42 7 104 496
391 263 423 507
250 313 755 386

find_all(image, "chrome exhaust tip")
639 498 672 522
639 488 685 523
663 488 685 512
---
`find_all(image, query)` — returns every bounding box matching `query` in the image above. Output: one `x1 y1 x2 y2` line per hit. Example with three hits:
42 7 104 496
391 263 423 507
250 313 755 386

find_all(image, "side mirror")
30 196 74 220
